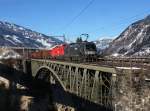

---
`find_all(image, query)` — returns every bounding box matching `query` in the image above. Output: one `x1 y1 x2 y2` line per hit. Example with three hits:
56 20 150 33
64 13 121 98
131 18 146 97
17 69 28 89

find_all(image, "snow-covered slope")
0 21 63 48
95 38 112 50
94 38 113 54
105 15 150 56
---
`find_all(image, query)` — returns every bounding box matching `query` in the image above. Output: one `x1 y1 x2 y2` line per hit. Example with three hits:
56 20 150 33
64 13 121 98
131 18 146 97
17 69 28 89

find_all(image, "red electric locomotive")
31 41 97 62
31 44 66 59
31 50 50 59
49 44 65 58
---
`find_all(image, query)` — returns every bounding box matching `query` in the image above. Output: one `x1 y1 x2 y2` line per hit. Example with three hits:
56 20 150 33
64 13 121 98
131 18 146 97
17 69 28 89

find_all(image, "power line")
61 0 95 31
62 9 150 41
67 10 150 40
86 9 150 34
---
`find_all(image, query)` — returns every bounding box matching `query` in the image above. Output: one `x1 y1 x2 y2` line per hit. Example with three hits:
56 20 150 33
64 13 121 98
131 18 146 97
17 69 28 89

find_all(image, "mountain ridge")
95 38 113 54
0 21 63 48
105 15 150 56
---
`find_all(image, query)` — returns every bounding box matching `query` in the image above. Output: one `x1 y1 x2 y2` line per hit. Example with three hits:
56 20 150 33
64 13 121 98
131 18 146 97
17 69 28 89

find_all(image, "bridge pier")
22 60 32 76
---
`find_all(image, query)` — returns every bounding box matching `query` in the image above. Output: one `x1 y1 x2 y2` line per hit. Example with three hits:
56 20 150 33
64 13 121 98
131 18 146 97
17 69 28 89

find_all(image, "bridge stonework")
31 59 117 110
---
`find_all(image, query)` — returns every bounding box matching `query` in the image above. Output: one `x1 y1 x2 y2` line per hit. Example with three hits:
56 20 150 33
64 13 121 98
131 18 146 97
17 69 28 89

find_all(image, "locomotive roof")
70 41 94 45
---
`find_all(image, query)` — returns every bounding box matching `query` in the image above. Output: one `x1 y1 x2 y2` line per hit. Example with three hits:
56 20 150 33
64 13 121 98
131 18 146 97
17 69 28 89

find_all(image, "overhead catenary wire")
86 9 150 34
69 9 150 38
58 2 150 41
61 0 95 31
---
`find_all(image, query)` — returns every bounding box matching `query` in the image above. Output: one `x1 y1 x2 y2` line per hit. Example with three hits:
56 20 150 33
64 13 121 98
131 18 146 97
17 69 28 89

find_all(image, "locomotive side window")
86 43 96 51
70 43 75 47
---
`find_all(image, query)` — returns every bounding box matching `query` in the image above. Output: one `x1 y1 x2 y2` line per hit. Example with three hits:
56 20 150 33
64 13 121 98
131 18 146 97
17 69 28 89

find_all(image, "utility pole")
63 34 66 43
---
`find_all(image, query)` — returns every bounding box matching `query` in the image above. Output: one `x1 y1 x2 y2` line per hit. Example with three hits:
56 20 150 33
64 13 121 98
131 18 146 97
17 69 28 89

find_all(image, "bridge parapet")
31 59 117 109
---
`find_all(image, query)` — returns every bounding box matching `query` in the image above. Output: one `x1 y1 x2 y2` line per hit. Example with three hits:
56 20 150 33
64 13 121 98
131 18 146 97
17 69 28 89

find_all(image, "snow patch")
0 20 63 48
5 38 17 45
4 35 22 44
4 35 11 38
25 36 30 38
0 49 21 59
111 53 120 57
96 38 113 50
127 38 136 48
116 67 141 70
18 27 24 30
12 35 22 43
134 48 150 56
37 38 52 48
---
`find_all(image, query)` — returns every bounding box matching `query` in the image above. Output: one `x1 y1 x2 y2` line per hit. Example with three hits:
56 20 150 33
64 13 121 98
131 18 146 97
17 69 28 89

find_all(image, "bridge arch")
34 66 66 91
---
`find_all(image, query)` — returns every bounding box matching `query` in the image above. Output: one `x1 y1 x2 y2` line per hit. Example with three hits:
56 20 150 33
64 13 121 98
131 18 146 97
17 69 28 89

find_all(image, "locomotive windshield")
85 43 96 51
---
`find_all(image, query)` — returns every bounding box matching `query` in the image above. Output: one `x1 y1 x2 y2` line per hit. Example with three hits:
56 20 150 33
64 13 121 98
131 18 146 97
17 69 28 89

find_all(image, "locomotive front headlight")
75 48 78 50
85 51 96 55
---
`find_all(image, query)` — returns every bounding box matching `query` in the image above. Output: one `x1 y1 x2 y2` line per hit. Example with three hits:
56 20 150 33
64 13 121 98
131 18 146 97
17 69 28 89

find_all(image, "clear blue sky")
0 0 150 41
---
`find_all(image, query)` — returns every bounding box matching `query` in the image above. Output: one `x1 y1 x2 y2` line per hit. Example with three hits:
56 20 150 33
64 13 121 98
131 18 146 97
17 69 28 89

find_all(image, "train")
31 44 65 59
31 41 97 62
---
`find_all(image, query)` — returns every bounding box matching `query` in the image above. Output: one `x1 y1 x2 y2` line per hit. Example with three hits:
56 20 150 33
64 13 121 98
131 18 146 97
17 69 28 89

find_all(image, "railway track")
49 57 150 68
33 58 150 72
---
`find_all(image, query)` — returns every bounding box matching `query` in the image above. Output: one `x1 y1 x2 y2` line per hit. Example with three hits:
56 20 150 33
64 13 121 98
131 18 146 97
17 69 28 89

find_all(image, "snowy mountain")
0 21 63 48
94 38 113 54
95 38 113 50
105 15 150 56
